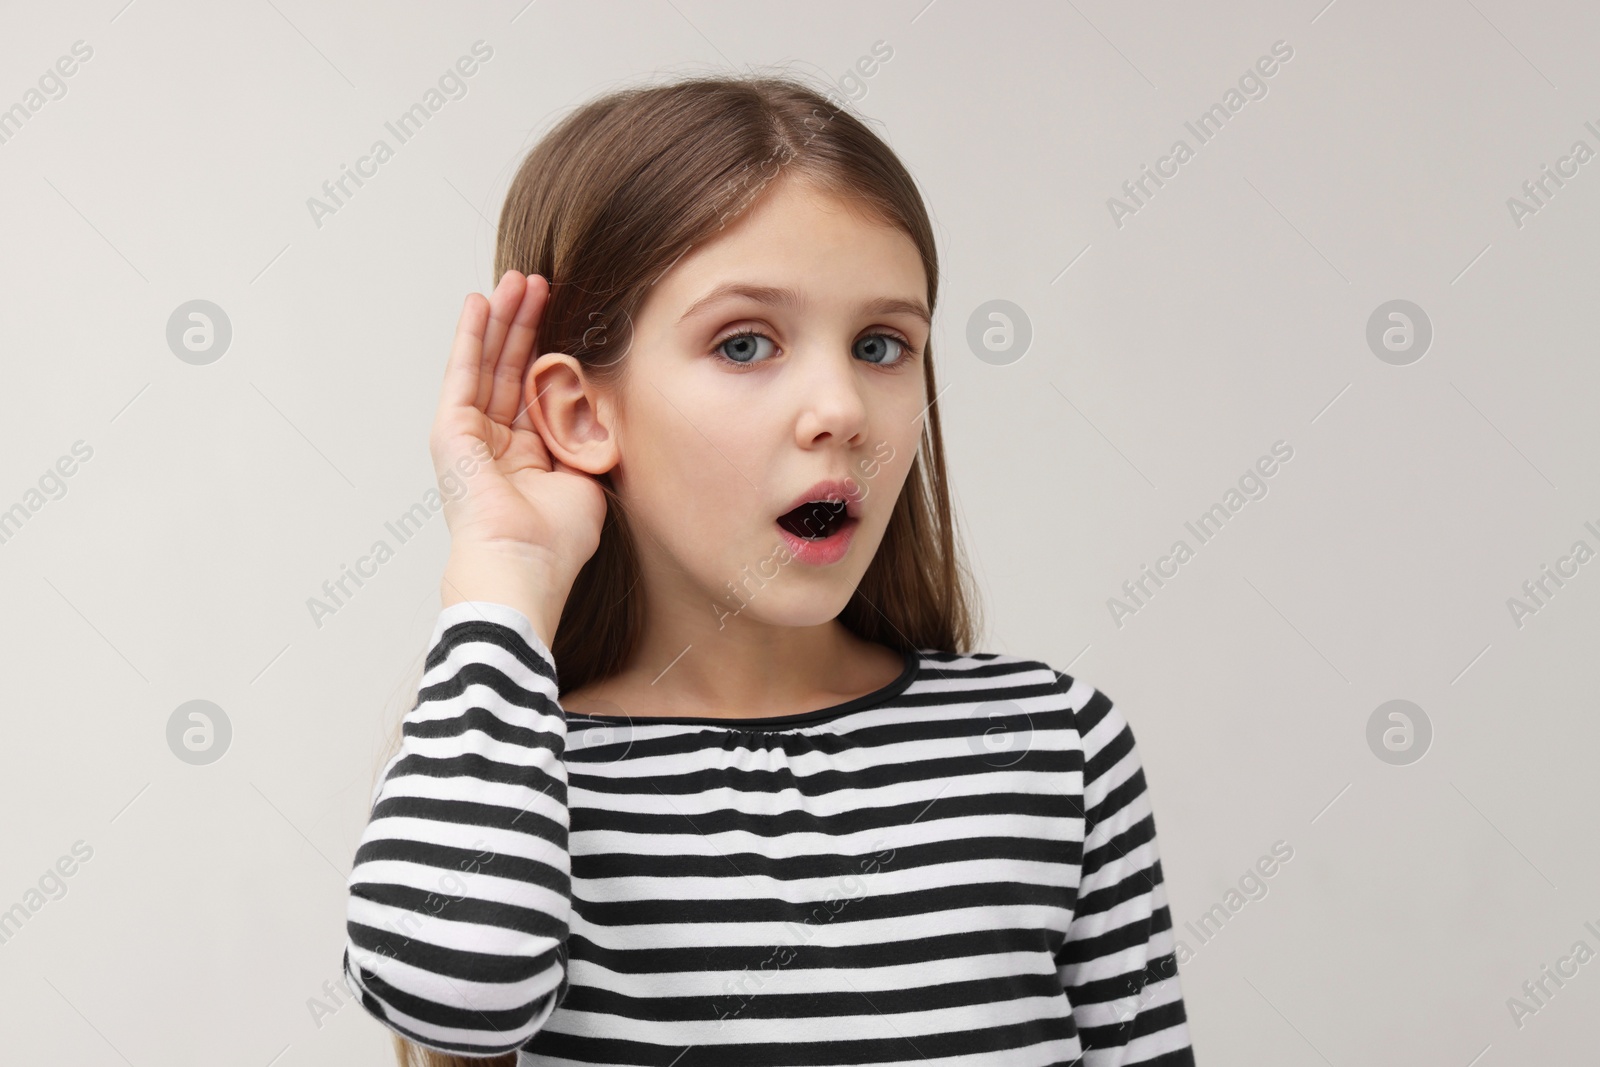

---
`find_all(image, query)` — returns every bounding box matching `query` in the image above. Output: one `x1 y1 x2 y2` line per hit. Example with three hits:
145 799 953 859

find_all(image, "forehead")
643 177 927 317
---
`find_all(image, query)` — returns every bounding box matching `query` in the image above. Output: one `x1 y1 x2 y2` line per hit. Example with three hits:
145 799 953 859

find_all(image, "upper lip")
779 479 864 521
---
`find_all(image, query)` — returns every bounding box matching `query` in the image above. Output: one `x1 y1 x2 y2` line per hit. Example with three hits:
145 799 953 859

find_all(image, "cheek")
620 376 776 565
859 384 925 502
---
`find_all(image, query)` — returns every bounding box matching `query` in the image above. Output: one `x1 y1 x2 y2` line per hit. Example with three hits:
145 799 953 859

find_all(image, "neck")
609 560 882 719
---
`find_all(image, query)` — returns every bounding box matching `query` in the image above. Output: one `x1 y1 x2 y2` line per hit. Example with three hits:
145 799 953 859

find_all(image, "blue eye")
711 329 915 367
715 330 777 364
854 332 907 365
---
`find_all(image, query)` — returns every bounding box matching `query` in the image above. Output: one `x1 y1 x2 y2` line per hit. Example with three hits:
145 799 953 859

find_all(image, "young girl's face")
604 175 932 630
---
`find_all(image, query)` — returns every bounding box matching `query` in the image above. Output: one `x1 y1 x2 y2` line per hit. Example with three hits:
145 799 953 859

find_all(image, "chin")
713 583 860 631
705 524 882 629
776 593 858 627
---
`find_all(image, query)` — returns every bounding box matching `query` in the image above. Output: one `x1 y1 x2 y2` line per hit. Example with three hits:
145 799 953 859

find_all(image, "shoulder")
909 647 1069 692
909 647 1094 705
910 648 1137 758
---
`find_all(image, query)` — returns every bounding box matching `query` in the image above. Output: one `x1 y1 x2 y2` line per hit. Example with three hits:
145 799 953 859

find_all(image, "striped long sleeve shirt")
343 601 1197 1065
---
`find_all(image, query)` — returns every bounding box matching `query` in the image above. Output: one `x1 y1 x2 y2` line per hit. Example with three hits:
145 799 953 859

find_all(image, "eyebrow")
675 283 931 326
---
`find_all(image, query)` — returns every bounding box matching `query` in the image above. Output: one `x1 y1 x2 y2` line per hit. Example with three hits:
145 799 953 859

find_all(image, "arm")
1057 683 1197 1066
343 598 571 1057
340 269 602 1055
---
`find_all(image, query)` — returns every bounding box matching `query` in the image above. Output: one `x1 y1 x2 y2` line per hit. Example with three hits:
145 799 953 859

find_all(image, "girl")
342 74 1197 1067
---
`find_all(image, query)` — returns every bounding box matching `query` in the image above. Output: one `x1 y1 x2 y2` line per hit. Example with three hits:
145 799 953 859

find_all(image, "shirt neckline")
564 646 920 731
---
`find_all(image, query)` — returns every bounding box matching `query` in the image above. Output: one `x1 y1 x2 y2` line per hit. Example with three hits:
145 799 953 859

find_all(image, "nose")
792 342 869 449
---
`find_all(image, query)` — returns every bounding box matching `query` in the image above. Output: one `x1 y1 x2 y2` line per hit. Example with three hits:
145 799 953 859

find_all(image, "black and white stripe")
344 601 1196 1065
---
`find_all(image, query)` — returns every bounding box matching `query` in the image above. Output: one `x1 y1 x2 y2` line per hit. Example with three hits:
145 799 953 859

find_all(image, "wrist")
441 543 572 651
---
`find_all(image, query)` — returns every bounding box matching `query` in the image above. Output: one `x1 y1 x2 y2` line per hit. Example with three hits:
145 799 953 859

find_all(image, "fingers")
438 292 491 413
487 274 549 426
474 271 529 411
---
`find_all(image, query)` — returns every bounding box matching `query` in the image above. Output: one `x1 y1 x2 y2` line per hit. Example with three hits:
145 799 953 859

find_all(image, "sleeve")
341 600 573 1057
1057 682 1197 1066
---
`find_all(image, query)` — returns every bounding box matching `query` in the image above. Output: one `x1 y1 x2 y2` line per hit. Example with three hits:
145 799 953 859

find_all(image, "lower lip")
776 516 858 565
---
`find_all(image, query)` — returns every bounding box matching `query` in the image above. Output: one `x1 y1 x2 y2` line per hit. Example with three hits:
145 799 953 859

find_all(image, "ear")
524 353 618 475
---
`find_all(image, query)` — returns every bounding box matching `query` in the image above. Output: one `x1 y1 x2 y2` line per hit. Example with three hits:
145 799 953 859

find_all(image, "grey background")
2 0 1597 1063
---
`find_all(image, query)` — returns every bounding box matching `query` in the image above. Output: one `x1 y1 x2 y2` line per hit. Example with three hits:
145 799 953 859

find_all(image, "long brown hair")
388 69 982 1067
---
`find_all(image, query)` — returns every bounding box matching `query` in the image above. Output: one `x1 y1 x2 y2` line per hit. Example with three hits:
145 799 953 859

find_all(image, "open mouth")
776 499 856 541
